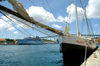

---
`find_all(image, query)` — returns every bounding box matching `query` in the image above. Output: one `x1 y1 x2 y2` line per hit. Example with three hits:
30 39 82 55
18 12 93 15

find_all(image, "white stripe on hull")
61 35 96 49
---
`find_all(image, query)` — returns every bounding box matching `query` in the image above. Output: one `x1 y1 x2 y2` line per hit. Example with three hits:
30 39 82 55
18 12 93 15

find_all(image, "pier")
81 47 100 66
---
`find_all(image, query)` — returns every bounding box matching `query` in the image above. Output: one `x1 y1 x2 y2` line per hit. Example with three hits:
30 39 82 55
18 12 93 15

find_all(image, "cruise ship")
17 36 44 45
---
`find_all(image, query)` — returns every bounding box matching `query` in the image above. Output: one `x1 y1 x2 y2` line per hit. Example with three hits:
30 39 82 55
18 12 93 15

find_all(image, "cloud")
94 24 98 27
66 0 100 21
86 0 100 19
13 31 18 34
8 27 15 31
2 3 95 33
57 16 64 22
27 6 73 24
66 4 84 22
51 24 61 29
56 16 72 23
0 6 72 32
7 14 33 29
0 19 12 30
0 15 29 33
1 16 9 21
27 6 56 25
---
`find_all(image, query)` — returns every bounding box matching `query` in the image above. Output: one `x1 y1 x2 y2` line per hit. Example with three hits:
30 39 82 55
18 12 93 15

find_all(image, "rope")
83 42 88 66
27 0 36 5
24 0 58 36
42 0 53 14
80 0 88 65
79 0 94 37
8 14 54 36
80 0 91 37
0 10 31 37
0 10 53 36
88 20 94 35
6 16 34 36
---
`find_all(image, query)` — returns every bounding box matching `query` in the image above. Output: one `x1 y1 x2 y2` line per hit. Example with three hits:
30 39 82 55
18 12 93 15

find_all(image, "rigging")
8 14 55 36
79 0 94 36
0 10 33 37
0 4 63 35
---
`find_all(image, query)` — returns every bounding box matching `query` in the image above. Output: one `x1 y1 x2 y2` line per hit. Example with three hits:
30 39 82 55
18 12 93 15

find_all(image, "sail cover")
8 0 33 21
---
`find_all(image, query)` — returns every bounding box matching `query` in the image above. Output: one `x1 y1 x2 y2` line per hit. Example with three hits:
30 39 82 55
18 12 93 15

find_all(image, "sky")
0 0 100 39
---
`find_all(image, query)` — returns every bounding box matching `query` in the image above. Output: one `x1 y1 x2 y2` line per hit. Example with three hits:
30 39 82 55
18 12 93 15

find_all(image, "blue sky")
0 0 100 39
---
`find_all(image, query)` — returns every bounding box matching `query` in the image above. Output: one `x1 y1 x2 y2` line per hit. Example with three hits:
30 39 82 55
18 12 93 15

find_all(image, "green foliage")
0 0 6 2
6 39 14 42
43 39 53 42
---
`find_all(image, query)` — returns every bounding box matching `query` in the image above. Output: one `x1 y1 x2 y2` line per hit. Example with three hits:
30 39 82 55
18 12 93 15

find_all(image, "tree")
0 0 6 2
96 38 100 44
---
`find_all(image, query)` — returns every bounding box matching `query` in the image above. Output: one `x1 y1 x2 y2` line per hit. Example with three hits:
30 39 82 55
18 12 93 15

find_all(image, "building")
0 39 7 44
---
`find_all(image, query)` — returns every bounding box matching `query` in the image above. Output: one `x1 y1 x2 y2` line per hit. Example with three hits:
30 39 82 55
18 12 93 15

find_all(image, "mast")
74 0 80 36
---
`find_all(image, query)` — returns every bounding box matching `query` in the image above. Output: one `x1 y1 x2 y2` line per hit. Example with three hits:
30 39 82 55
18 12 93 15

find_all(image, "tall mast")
74 0 80 36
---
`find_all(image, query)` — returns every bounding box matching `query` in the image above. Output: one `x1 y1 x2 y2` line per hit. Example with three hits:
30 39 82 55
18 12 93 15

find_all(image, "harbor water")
0 44 63 66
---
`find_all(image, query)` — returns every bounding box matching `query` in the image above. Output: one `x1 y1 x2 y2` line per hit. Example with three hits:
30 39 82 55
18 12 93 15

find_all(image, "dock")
81 47 100 66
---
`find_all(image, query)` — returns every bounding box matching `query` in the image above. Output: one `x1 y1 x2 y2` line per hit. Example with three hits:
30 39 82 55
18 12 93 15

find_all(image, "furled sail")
64 25 70 35
8 0 32 21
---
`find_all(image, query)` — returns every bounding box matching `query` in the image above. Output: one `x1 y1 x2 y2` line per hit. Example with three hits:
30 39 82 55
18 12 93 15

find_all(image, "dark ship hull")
61 43 97 66
60 35 97 66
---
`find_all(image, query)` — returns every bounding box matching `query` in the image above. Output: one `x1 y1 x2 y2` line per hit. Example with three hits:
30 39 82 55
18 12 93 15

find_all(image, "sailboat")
61 0 97 65
0 0 97 65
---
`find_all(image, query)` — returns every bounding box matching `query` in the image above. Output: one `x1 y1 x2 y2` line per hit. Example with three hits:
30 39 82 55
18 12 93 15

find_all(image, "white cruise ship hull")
17 40 44 45
17 36 44 45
